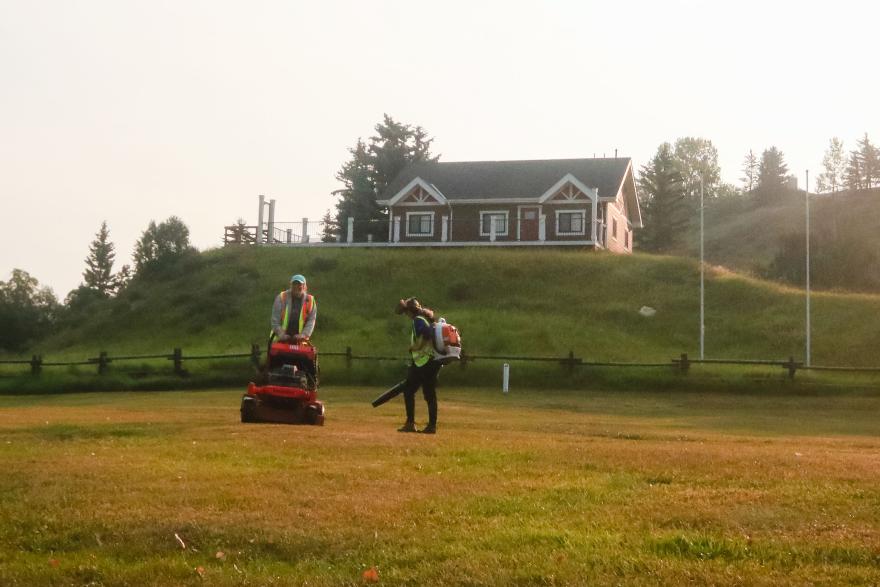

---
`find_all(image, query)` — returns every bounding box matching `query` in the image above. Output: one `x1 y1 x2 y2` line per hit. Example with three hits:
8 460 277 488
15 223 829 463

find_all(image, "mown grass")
0 386 878 585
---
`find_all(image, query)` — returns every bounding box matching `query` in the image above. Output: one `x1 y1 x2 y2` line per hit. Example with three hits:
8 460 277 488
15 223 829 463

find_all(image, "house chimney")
615 148 618 158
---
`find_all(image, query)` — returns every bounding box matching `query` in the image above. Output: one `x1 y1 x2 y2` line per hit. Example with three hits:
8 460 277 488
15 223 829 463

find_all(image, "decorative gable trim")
538 173 599 203
379 177 448 207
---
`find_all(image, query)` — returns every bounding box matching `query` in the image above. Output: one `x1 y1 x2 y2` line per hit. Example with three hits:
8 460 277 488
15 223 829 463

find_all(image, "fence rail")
2 348 879 381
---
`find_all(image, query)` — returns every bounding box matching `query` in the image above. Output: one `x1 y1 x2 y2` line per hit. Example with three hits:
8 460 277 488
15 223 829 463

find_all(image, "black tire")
240 396 258 423
306 404 324 426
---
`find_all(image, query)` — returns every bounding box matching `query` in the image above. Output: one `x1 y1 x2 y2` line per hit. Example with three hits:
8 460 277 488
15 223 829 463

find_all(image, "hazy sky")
1 0 876 297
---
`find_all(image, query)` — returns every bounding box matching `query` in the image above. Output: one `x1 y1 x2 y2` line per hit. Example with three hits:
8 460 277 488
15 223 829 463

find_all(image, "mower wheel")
306 404 325 426
240 395 258 423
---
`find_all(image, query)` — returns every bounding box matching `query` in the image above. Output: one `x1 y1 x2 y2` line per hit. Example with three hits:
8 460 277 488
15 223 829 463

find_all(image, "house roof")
381 157 632 201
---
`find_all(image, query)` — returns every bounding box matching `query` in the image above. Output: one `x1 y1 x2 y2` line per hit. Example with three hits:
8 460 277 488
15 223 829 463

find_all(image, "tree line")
637 133 880 253
0 217 193 352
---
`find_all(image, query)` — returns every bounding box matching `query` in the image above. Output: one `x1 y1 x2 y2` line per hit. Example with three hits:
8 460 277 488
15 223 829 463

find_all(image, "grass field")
1 386 878 586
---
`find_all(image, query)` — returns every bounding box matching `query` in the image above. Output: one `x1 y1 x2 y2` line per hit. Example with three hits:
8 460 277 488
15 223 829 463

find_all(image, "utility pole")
805 170 811 367
700 175 705 360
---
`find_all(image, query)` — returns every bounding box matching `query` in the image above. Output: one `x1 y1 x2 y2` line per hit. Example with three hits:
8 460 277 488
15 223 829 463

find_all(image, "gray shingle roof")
381 157 631 201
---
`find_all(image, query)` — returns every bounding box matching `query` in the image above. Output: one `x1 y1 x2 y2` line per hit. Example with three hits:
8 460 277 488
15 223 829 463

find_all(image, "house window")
612 218 618 240
555 210 586 236
406 212 433 237
624 230 629 249
480 211 509 237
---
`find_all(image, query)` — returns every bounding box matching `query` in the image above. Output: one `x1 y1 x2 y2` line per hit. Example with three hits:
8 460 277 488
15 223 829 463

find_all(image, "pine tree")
320 209 339 242
756 147 790 203
637 143 689 252
856 133 879 189
817 138 846 194
83 221 116 297
740 149 758 193
333 114 438 241
845 151 864 191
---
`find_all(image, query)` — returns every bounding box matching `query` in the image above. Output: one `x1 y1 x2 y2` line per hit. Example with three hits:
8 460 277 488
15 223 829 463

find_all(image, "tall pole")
805 170 811 367
700 176 705 360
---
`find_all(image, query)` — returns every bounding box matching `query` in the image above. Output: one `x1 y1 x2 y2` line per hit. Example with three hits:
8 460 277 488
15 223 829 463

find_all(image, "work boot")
419 423 436 435
397 421 417 433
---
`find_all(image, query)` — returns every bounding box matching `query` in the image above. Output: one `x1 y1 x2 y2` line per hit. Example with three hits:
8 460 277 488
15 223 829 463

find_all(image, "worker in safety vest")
270 274 317 343
394 297 442 434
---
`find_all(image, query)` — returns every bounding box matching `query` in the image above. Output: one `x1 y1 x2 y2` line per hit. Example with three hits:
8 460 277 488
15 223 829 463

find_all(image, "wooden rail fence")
3 348 880 379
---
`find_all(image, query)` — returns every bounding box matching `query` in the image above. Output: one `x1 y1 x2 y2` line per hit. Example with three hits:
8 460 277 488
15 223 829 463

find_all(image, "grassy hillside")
27 246 880 370
680 188 880 290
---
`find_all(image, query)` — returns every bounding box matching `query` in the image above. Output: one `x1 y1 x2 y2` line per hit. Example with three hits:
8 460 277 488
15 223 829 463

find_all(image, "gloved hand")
277 332 291 342
293 334 308 343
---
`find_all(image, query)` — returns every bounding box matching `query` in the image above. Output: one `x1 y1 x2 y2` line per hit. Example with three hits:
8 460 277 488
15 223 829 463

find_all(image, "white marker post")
502 363 510 394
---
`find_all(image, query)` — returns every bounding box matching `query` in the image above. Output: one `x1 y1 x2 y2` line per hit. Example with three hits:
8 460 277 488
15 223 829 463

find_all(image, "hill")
678 188 880 292
34 246 880 370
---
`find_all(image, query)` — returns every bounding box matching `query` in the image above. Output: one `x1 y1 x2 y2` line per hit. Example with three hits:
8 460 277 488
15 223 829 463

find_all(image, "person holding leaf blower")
374 297 442 434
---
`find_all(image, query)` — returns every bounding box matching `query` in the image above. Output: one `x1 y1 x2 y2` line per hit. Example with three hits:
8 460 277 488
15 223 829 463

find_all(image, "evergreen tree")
671 137 721 200
637 143 689 252
756 147 790 202
817 138 846 194
333 114 438 241
320 209 339 242
856 133 879 188
845 151 864 191
740 149 758 193
82 221 116 297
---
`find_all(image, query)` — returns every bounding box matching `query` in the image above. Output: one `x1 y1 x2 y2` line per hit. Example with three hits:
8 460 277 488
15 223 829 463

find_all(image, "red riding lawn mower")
240 340 325 425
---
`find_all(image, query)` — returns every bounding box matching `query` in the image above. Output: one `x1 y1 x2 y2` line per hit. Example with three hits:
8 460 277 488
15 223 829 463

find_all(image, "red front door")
519 207 540 241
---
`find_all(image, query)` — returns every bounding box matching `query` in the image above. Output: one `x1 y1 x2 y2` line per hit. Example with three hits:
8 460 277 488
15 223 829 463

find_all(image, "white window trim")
405 211 434 237
555 208 587 236
479 210 510 237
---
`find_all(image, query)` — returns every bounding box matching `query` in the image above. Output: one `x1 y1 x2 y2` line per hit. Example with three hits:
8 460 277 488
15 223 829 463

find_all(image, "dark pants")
402 360 442 425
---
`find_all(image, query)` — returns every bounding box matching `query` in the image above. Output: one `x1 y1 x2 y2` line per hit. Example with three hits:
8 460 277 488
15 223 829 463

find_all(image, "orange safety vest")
278 291 315 337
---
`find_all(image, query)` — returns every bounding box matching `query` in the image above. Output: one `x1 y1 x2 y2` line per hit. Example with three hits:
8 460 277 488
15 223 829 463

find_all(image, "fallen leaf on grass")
48 558 59 568
362 566 379 582
196 566 205 577
174 533 186 549
216 551 226 560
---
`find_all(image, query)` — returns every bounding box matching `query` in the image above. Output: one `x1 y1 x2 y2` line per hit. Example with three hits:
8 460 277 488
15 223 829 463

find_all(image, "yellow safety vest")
411 316 433 367
273 292 315 339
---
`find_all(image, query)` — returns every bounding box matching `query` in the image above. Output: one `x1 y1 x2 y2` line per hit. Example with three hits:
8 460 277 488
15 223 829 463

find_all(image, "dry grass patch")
0 387 878 586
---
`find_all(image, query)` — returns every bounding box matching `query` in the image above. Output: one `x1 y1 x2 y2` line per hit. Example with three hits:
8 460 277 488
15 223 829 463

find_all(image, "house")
377 157 642 252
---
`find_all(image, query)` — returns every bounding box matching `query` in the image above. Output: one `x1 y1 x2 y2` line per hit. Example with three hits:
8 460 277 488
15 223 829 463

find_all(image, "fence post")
678 353 690 374
786 356 798 379
250 344 261 371
97 351 109 375
562 350 579 375
172 347 184 375
345 346 352 369
31 354 42 376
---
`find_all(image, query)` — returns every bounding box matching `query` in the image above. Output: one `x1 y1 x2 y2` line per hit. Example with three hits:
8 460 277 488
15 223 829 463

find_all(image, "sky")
1 0 876 298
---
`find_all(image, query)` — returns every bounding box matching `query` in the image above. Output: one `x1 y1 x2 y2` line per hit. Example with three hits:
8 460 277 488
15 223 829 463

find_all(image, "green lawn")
1 386 878 585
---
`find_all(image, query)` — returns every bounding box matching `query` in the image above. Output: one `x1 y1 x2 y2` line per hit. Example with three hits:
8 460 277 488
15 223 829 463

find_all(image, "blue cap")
290 274 306 284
